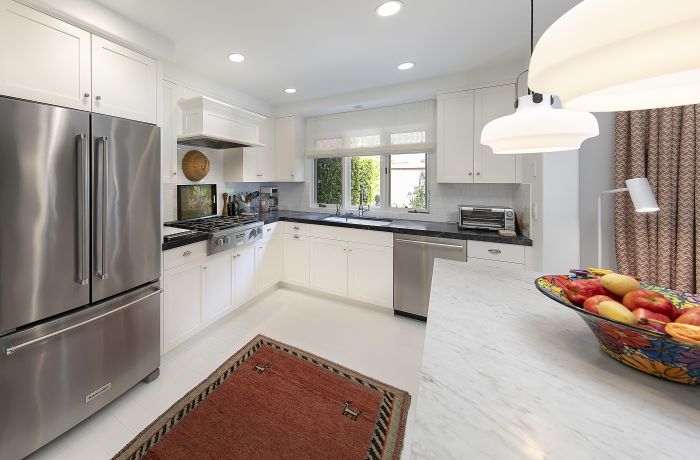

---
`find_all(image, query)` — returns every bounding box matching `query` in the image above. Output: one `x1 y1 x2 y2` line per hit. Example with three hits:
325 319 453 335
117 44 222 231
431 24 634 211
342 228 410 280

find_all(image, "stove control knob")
225 236 231 245
216 238 224 247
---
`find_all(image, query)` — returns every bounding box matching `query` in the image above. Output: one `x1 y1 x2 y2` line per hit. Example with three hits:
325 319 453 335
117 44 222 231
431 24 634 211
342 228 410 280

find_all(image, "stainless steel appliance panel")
0 284 161 460
0 97 90 333
91 115 161 302
394 234 467 319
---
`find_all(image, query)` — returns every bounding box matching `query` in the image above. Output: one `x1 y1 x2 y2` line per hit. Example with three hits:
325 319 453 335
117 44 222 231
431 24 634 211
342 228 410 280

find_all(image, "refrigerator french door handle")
77 134 89 286
97 136 110 280
3 288 163 356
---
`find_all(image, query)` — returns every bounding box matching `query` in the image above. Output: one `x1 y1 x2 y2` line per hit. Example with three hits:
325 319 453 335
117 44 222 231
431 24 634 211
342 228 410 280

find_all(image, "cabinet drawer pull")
488 249 502 255
293 235 300 239
267 228 272 232
293 226 300 230
183 250 192 257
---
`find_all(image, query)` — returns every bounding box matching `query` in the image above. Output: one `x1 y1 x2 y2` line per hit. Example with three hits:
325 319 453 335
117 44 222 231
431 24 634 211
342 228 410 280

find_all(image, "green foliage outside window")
351 156 381 205
315 157 342 204
407 171 426 209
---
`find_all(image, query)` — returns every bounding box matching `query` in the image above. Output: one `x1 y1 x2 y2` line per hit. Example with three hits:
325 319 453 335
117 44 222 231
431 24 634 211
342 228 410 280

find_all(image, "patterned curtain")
614 105 700 292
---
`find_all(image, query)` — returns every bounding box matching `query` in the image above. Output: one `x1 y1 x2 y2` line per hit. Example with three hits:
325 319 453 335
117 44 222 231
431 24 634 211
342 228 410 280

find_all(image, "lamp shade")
528 0 700 112
480 94 599 154
625 178 659 213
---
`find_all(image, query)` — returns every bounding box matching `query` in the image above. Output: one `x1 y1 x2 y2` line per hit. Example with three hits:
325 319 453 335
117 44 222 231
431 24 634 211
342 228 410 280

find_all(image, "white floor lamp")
598 178 659 268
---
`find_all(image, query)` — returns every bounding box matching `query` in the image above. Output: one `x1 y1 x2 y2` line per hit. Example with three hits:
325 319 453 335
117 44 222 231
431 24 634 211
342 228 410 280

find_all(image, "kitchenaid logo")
85 383 112 403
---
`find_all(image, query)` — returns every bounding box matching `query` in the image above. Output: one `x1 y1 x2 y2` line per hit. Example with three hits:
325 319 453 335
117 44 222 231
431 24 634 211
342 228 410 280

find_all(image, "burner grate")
170 215 258 232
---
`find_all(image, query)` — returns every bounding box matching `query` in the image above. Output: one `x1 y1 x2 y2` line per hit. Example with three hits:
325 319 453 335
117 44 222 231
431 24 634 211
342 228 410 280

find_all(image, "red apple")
622 290 676 318
633 308 671 332
583 295 616 314
675 307 700 327
561 279 609 304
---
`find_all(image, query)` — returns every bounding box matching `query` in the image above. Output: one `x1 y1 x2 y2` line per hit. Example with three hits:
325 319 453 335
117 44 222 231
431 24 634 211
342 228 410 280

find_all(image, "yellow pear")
598 301 637 325
600 273 641 297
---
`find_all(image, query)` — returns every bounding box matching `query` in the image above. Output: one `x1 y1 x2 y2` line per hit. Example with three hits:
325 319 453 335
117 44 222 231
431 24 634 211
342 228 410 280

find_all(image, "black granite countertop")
162 211 533 250
260 211 533 246
162 230 209 251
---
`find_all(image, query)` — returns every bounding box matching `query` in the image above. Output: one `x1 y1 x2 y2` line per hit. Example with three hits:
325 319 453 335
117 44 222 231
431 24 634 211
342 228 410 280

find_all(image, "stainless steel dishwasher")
393 234 467 320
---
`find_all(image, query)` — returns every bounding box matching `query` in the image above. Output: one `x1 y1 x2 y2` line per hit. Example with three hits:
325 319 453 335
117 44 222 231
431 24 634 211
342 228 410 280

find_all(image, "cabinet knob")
95 96 102 101
468 172 473 176
476 172 481 176
293 235 300 239
83 93 90 98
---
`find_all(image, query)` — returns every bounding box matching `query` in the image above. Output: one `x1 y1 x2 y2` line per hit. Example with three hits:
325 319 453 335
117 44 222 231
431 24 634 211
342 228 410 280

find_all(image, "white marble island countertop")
411 260 699 460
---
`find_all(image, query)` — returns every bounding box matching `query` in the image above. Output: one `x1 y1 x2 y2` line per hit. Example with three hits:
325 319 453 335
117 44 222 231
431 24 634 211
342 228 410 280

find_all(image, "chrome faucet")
358 187 370 216
336 203 341 216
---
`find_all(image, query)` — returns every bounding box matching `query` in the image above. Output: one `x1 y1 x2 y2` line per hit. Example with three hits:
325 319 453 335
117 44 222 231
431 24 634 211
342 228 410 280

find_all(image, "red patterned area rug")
113 335 410 460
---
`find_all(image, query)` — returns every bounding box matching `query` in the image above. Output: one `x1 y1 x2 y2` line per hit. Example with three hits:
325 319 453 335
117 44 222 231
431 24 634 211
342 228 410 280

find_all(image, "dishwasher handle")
394 238 465 250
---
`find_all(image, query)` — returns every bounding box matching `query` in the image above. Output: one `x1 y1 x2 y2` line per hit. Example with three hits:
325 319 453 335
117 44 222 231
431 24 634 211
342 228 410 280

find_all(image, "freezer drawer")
0 284 161 460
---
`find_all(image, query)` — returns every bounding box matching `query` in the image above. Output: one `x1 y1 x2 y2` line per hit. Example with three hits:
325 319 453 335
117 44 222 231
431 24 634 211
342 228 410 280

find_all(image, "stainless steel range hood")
178 96 266 149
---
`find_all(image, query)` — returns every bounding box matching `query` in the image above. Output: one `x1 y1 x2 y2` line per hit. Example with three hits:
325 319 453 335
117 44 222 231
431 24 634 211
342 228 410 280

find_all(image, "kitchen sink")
323 216 393 226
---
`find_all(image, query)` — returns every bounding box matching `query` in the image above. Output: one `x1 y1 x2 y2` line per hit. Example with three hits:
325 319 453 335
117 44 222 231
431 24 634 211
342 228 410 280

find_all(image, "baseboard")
279 282 394 316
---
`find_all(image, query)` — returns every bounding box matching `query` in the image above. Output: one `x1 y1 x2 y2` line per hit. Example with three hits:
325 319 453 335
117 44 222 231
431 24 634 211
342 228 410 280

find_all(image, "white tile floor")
27 287 426 460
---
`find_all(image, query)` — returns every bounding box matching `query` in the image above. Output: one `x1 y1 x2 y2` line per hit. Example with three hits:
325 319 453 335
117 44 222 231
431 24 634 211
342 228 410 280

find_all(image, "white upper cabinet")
473 85 517 183
275 116 305 182
437 84 516 184
437 90 475 183
161 79 180 183
224 117 276 182
91 35 157 124
0 0 91 111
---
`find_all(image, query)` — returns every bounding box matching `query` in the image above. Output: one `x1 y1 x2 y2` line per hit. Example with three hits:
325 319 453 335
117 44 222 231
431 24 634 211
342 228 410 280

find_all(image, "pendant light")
480 0 599 154
528 0 700 112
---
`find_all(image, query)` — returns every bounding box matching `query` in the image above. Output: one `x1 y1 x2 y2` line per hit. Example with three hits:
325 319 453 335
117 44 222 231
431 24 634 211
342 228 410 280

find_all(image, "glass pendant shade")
481 94 599 154
528 0 700 112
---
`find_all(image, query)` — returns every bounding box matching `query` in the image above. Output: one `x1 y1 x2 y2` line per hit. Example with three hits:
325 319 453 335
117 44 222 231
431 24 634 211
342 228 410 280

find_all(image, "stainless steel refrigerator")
0 96 161 460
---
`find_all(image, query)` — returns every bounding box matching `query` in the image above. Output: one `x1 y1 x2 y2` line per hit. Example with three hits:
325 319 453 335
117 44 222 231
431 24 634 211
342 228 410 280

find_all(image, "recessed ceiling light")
375 1 403 17
227 53 245 63
284 88 297 94
397 62 415 70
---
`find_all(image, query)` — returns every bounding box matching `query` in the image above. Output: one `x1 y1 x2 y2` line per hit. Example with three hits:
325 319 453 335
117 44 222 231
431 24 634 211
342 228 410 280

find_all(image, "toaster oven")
458 205 515 231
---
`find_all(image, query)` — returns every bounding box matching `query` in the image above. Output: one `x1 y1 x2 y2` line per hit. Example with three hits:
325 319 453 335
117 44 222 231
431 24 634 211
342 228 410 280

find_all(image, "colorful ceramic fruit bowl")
536 275 700 385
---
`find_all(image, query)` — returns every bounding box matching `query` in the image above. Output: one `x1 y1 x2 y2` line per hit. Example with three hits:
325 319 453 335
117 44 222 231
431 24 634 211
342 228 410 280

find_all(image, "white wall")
579 113 617 270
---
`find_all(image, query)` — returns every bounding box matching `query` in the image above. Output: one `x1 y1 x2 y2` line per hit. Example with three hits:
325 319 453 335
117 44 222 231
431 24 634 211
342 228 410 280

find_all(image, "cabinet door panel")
283 234 310 287
310 238 348 297
474 85 517 183
437 91 474 183
91 35 157 123
234 244 257 308
0 0 91 110
258 235 283 291
348 243 393 308
205 252 233 321
163 259 205 352
161 79 179 183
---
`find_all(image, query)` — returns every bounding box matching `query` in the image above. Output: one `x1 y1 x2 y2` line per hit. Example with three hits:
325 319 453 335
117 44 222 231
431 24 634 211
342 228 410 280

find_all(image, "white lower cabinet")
163 257 206 352
284 234 310 287
234 244 258 308
285 224 394 309
310 238 348 297
257 234 284 292
204 251 233 322
347 242 393 309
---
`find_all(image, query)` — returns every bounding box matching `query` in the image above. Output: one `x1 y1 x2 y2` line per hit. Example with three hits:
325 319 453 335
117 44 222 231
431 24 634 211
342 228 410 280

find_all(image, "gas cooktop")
168 215 258 233
166 215 263 255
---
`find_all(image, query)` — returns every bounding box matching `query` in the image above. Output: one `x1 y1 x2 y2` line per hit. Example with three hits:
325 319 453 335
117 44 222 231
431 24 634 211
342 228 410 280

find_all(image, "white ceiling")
96 0 582 106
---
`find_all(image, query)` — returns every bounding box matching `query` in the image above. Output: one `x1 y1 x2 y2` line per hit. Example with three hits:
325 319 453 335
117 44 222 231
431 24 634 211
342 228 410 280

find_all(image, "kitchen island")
411 260 699 460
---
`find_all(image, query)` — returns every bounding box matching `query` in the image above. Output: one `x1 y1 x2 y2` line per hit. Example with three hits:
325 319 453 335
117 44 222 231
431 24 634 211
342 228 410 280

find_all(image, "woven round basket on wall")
181 150 210 181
